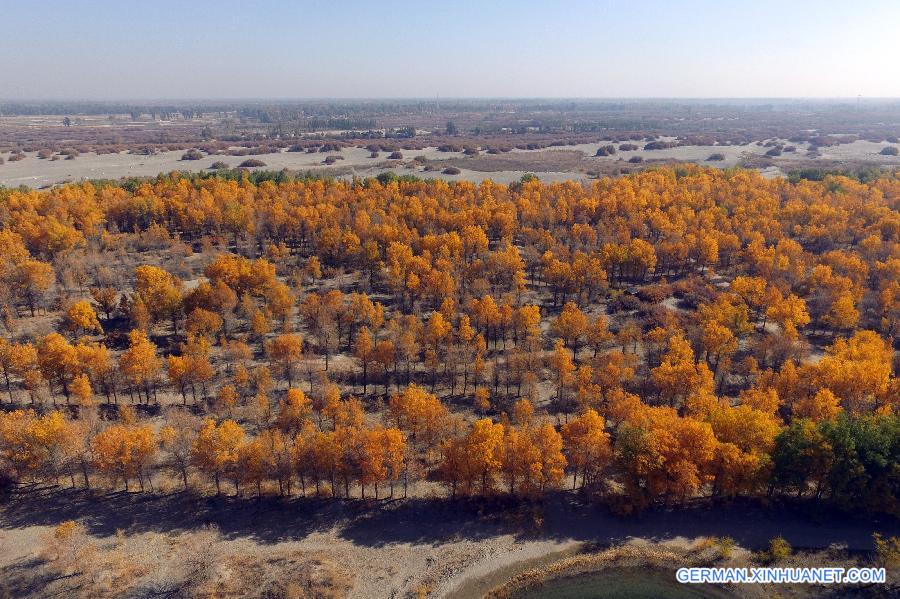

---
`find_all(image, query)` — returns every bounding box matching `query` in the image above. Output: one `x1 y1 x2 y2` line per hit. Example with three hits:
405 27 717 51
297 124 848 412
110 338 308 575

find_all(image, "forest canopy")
0 166 897 514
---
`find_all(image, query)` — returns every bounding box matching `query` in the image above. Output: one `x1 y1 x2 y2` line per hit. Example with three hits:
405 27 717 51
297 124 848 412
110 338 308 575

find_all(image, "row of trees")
2 385 896 513
3 284 893 427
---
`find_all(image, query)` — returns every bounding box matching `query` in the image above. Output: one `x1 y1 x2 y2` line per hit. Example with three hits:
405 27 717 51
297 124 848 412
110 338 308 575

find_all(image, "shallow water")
516 568 734 599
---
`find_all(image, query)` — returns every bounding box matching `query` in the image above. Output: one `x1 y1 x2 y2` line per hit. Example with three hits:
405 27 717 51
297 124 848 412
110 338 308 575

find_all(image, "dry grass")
195 552 352 599
0 521 353 599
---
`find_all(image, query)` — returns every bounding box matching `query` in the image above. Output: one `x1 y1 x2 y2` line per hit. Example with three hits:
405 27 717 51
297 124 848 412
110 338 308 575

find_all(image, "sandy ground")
3 139 897 189
438 540 580 598
531 141 758 167
0 145 591 188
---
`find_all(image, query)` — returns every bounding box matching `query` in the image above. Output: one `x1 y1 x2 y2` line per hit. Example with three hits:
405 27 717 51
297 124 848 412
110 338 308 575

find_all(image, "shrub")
181 149 204 161
595 145 616 157
442 166 461 175
463 147 479 156
323 155 344 165
619 143 639 151
707 153 726 161
879 146 899 156
369 151 379 158
40 520 94 575
644 141 677 150
765 537 792 563
873 533 900 568
376 172 398 185
388 151 403 160
810 135 839 147
209 161 230 170
607 293 642 313
765 147 783 157
37 149 54 159
238 159 266 168
715 537 737 560
637 283 672 304
628 156 643 163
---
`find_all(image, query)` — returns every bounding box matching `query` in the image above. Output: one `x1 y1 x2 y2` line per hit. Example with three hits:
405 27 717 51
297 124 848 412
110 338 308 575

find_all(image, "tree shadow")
0 488 338 543
335 493 899 551
2 488 896 552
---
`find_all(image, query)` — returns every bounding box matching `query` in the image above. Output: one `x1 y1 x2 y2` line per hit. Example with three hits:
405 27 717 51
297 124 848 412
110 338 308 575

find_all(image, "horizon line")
2 96 899 104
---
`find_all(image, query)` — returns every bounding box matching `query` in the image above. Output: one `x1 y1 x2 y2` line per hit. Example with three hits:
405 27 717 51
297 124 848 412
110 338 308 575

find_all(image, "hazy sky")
3 0 899 99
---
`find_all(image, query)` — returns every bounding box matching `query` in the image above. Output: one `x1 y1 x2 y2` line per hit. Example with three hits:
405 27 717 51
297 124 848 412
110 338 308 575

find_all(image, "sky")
2 0 899 100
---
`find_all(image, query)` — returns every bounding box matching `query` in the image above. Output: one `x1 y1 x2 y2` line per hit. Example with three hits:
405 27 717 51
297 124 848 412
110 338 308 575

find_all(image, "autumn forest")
0 165 898 518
